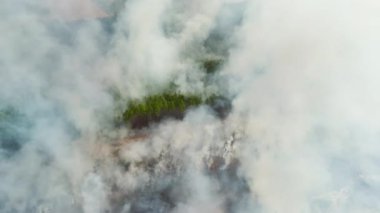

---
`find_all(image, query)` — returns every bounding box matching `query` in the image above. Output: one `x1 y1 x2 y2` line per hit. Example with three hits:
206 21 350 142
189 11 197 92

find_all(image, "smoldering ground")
1 0 380 212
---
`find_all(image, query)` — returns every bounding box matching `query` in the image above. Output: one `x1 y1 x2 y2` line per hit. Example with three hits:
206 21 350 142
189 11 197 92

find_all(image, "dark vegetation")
202 57 223 74
119 93 231 129
123 93 202 122
115 57 230 129
122 93 202 129
0 107 29 156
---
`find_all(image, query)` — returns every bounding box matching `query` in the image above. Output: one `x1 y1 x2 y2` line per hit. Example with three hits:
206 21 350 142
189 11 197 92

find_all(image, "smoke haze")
1 0 380 212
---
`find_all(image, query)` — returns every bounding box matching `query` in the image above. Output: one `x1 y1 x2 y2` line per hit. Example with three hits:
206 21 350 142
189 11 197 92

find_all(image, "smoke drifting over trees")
1 0 380 212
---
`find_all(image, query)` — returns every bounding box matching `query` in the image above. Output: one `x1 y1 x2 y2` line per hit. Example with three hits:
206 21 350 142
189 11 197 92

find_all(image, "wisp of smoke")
1 0 380 212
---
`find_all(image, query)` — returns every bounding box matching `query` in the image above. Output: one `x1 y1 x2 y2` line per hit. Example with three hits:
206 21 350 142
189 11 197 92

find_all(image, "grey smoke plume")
1 0 380 212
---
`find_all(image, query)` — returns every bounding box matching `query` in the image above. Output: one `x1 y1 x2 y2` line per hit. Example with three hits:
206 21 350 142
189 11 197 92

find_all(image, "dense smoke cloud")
1 0 380 212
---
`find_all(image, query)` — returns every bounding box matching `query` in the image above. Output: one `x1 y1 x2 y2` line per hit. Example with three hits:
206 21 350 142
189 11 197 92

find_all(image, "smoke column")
1 0 380 212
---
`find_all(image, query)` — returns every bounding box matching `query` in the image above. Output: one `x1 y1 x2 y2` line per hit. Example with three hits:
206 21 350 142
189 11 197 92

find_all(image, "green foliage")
202 58 223 74
122 93 202 123
113 56 227 127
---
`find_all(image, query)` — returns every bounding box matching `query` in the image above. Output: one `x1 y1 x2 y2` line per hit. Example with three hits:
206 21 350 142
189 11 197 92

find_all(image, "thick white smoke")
1 0 380 212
